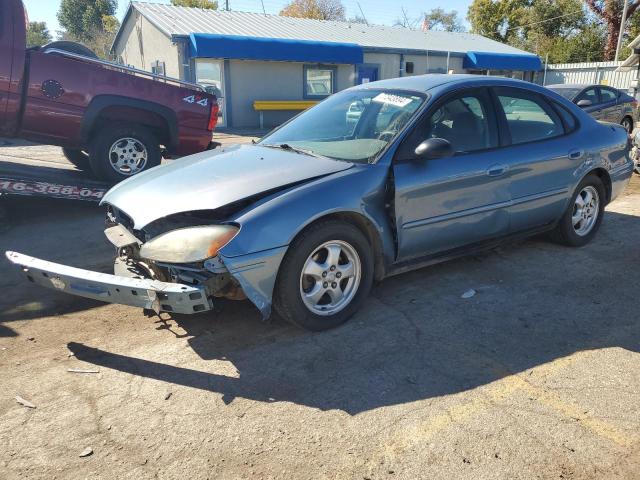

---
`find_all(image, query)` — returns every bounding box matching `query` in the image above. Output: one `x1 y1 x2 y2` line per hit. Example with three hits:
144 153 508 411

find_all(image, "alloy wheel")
572 186 600 236
299 240 361 316
108 137 148 176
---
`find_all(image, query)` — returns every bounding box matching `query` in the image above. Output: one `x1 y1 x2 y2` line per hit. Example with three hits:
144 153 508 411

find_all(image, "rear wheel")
88 124 161 182
550 174 605 247
62 148 90 170
274 220 374 331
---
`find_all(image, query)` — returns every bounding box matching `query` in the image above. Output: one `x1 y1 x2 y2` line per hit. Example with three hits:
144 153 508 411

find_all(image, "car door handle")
568 149 584 160
486 164 508 177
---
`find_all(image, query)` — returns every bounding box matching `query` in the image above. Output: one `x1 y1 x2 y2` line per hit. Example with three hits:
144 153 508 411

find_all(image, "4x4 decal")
183 95 208 107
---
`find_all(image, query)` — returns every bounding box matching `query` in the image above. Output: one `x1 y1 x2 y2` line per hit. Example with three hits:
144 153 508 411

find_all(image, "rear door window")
599 87 618 103
496 91 564 145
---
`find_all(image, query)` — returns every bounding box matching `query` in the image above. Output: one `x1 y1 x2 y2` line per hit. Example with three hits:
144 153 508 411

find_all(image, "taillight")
207 102 219 131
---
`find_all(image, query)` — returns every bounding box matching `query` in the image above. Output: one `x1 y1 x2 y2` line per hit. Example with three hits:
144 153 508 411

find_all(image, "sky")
23 0 473 38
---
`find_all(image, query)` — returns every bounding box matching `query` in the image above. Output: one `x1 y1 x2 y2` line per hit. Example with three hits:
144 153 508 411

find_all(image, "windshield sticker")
373 93 413 108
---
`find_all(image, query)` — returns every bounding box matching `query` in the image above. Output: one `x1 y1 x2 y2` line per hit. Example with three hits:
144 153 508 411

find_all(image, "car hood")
102 144 353 229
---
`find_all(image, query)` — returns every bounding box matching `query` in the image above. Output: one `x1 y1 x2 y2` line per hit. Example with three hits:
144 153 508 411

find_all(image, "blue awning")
463 51 542 71
189 33 363 64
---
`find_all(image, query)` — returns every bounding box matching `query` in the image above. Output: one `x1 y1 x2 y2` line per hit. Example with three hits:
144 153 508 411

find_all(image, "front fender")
219 163 394 317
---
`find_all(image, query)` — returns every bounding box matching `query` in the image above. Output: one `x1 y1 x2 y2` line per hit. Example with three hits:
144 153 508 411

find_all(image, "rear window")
548 87 581 101
600 88 618 102
498 95 564 145
551 101 578 132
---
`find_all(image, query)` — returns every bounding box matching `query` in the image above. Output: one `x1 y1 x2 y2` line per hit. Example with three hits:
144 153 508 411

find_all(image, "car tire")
62 148 90 170
88 124 161 182
273 220 374 331
550 174 606 247
622 116 634 134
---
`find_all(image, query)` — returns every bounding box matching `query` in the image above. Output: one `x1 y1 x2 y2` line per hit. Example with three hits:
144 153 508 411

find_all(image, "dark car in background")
546 84 638 133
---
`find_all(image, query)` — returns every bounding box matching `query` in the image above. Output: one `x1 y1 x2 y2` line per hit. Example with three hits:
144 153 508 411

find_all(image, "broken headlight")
139 225 239 264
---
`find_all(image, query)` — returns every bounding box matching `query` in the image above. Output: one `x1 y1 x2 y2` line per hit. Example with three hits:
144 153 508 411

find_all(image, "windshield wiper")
260 143 322 158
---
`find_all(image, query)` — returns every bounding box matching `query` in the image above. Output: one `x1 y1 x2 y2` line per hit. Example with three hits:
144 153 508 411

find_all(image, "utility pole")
225 0 229 11
615 0 630 62
357 2 368 25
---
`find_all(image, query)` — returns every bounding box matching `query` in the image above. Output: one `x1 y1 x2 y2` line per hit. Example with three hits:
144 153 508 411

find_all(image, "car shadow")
66 210 640 415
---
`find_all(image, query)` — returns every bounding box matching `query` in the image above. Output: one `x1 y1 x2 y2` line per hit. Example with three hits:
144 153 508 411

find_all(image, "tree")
585 1 640 60
170 0 218 9
467 0 605 63
468 0 529 42
422 8 465 32
280 0 346 21
57 0 119 59
57 0 116 42
26 22 52 47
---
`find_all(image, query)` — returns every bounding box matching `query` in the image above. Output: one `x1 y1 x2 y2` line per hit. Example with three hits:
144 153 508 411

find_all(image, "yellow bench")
253 100 318 129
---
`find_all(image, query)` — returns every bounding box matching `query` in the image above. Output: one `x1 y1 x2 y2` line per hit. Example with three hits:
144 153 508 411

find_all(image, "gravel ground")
0 142 639 480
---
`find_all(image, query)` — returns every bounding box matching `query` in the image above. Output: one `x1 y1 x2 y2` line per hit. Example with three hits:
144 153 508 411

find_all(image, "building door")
195 59 226 127
357 65 378 85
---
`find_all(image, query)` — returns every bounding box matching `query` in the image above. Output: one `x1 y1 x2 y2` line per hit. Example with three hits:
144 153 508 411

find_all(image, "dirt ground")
1 142 639 480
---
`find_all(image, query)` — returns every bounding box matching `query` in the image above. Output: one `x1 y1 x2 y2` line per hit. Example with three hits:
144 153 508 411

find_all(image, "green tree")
422 8 465 32
280 0 346 21
57 0 117 42
57 0 119 59
467 0 527 43
467 0 602 63
26 22 52 47
170 0 218 9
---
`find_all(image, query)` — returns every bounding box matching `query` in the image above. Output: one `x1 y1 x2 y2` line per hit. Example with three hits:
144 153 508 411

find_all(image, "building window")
405 62 414 74
304 65 337 98
151 60 166 76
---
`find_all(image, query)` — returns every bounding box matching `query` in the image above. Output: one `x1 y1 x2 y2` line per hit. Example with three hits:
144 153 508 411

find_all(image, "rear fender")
81 95 178 147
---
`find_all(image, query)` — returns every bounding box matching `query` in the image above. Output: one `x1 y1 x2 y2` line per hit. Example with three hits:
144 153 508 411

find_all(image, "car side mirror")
414 138 454 160
577 99 592 108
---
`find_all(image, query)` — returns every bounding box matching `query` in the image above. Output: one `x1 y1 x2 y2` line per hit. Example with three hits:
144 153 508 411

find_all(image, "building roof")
121 1 532 56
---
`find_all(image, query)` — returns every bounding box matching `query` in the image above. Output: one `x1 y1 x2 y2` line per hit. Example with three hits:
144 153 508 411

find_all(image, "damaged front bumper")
5 251 212 315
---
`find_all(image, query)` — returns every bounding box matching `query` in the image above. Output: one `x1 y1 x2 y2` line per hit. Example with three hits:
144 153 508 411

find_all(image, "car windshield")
259 89 426 163
548 87 582 101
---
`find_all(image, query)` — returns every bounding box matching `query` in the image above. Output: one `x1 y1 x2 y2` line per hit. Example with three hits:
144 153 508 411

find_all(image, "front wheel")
274 220 374 331
88 124 161 182
550 174 605 247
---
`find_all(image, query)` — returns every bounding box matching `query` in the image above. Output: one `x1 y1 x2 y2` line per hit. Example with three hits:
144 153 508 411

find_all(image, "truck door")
0 0 26 136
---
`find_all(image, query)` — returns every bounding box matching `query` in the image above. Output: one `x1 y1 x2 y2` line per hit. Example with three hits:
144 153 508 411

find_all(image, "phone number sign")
0 179 106 201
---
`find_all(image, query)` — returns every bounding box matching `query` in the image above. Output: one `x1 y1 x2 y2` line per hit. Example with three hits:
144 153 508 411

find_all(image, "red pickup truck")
0 0 218 182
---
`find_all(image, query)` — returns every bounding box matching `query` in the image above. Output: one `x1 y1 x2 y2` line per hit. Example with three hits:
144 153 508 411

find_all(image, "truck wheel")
88 124 161 182
62 148 90 170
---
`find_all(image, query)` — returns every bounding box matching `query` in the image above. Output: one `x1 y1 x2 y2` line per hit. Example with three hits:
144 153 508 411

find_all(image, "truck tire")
42 41 98 59
88 124 161 182
62 148 90 170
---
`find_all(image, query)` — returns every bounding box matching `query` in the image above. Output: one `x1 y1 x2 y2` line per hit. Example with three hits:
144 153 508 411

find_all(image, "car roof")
546 84 588 89
351 74 541 93
546 83 620 90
